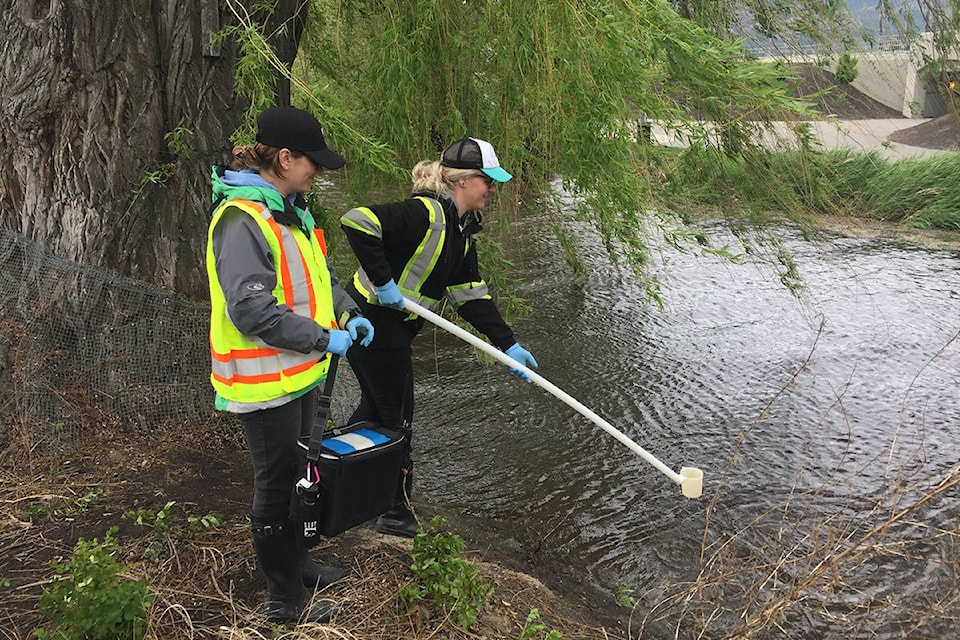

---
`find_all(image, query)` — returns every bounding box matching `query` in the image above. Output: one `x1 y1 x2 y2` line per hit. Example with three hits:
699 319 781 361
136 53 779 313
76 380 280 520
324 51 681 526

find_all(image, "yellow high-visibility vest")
206 198 336 403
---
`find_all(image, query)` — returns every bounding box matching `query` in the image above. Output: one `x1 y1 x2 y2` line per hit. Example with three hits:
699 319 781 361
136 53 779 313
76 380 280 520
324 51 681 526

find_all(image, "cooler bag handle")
306 353 339 464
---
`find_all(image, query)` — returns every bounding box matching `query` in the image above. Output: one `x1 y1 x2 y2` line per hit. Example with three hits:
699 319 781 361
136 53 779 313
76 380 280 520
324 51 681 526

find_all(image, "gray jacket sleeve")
211 209 334 354
328 257 363 327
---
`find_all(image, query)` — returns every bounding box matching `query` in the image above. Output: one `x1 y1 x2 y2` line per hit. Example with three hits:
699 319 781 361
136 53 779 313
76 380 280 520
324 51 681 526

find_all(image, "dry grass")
6 412 957 640
0 424 627 640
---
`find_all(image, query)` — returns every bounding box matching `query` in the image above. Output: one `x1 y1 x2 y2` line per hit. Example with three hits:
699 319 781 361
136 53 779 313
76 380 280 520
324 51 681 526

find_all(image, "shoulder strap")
306 354 339 462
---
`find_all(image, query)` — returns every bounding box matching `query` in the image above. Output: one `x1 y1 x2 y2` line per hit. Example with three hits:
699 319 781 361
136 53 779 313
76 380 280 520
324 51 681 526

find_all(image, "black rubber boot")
299 544 346 590
374 465 418 538
251 522 341 623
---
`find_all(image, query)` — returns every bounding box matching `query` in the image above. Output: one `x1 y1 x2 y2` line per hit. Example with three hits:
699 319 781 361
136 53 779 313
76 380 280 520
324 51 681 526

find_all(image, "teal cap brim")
482 166 513 183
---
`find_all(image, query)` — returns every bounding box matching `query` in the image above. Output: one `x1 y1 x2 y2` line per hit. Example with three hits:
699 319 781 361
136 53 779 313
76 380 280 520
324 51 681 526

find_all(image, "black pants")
345 285 420 482
347 343 414 430
239 389 316 526
345 284 421 431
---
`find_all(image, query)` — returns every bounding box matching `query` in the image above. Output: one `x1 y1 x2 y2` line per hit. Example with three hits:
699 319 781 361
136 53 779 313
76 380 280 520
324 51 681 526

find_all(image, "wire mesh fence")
0 227 361 461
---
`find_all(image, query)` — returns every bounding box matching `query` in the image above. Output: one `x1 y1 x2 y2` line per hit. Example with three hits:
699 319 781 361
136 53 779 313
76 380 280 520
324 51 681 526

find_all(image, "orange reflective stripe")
210 345 281 363
212 371 282 386
212 357 323 385
285 356 324 377
299 247 317 320
314 228 327 256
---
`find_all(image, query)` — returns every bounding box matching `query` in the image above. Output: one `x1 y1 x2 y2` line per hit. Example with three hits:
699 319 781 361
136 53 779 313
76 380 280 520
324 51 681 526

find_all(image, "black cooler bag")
297 421 405 538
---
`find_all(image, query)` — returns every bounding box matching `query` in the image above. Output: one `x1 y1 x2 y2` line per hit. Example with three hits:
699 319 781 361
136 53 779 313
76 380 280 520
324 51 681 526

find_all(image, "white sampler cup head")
680 467 703 499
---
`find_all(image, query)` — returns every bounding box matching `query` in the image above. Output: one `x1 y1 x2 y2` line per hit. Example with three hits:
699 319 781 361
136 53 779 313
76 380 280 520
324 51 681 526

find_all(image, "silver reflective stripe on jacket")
398 197 446 294
341 206 382 238
446 281 490 306
353 196 447 311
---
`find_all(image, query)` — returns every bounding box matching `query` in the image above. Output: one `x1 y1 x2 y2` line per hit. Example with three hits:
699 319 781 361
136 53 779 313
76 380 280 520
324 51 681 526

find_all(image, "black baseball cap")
256 106 346 170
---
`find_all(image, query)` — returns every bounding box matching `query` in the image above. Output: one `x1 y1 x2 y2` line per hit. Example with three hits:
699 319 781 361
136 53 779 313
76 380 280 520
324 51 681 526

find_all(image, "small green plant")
519 608 563 639
834 50 859 84
163 118 194 160
187 511 224 532
123 500 179 558
23 502 54 522
396 515 492 629
614 584 637 608
23 489 103 523
1 577 10 588
36 526 154 640
72 489 103 514
124 501 223 558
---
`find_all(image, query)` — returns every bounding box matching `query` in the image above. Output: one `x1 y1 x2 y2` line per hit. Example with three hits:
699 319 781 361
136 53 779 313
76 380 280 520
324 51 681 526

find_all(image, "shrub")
835 50 859 84
397 515 492 629
35 526 154 640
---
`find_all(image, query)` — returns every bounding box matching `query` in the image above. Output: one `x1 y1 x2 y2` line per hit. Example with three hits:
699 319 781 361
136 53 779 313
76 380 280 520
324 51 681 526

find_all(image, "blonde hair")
411 160 481 195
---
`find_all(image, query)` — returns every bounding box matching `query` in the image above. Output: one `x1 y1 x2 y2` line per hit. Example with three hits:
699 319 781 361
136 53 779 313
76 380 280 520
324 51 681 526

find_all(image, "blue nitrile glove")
504 343 538 383
325 329 354 357
375 279 405 310
346 316 375 347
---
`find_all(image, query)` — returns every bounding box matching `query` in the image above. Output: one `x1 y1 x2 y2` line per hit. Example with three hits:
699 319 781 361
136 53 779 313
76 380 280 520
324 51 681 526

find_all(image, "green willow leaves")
293 0 816 282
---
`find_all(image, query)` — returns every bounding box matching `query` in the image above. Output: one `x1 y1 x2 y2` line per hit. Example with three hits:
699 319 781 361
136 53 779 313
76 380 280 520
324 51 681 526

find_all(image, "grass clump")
662 144 960 231
853 154 960 229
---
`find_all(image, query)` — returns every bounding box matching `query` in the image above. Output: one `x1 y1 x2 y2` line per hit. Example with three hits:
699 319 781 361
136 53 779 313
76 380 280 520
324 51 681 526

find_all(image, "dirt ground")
790 63 960 150
887 113 960 150
1 422 636 639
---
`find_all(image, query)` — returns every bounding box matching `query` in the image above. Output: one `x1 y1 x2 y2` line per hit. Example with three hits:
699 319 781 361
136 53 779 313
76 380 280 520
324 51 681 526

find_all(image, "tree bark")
0 0 303 300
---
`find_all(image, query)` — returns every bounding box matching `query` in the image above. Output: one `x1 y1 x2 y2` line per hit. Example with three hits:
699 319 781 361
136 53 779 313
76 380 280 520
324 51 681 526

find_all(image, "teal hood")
210 165 316 230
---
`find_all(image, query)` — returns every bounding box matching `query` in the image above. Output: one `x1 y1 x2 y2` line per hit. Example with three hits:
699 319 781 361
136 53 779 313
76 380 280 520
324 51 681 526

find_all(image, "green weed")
35 526 154 640
520 607 563 639
123 500 223 559
614 584 637 608
22 489 103 523
396 515 492 629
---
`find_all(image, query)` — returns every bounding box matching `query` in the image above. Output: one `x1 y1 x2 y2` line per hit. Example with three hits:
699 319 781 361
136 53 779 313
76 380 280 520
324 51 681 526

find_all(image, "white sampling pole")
402 298 704 499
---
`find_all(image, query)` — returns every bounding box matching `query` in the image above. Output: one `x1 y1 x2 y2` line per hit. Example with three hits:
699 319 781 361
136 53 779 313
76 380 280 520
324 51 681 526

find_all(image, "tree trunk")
0 0 304 300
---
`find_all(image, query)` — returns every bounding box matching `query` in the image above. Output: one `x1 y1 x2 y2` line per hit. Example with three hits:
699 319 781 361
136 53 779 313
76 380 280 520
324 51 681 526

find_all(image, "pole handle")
403 298 698 490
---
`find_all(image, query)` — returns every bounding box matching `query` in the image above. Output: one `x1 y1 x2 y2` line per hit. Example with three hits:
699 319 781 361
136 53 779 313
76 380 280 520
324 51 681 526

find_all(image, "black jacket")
341 192 515 349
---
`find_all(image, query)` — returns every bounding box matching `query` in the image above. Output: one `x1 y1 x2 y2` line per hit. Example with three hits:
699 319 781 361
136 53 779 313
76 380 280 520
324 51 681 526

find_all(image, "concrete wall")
762 33 940 118
851 52 917 115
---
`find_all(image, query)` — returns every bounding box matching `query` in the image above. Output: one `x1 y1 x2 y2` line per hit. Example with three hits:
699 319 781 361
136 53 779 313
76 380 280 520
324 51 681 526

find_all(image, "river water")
325 180 960 637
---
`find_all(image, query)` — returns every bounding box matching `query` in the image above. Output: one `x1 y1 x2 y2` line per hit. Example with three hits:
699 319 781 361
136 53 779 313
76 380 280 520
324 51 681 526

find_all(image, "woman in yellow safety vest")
340 137 538 539
207 106 373 624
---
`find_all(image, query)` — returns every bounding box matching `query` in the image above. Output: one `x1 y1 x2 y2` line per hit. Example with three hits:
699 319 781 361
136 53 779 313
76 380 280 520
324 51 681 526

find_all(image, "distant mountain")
845 0 929 37
744 1 929 55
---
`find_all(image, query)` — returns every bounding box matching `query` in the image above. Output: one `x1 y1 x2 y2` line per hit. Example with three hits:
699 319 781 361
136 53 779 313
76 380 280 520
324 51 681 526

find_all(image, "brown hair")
231 143 312 179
